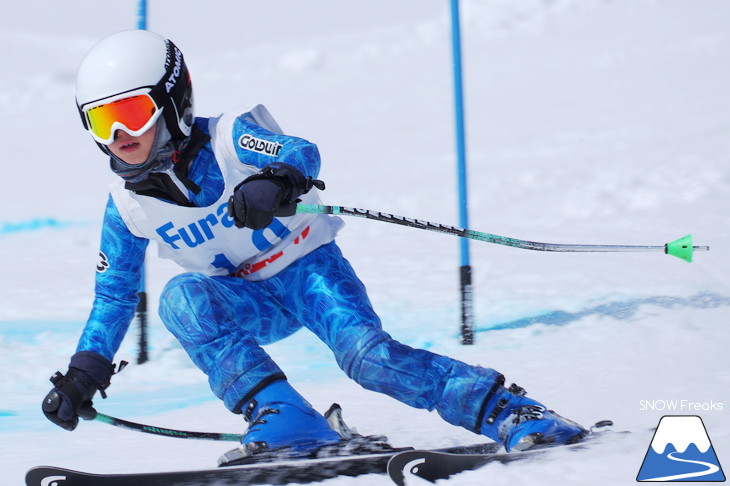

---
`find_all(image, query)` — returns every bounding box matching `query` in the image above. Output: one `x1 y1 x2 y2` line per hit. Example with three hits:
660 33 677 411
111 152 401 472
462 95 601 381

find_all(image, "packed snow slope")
1 1 729 485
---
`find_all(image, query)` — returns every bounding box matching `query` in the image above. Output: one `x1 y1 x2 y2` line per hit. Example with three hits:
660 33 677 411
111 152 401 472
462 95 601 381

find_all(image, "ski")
387 420 618 485
25 443 503 486
26 417 616 486
25 402 499 486
26 453 394 486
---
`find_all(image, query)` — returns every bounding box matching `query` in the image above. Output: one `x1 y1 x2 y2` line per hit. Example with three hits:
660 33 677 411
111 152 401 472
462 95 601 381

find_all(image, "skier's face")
107 122 158 166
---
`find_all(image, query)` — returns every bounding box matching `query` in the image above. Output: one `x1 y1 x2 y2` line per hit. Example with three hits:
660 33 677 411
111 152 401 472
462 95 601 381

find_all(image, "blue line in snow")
478 292 729 333
0 218 92 236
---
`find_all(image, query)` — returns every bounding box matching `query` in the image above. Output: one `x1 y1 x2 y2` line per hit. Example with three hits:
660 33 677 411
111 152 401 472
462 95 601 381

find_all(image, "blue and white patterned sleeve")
232 116 322 179
75 195 149 361
277 137 321 180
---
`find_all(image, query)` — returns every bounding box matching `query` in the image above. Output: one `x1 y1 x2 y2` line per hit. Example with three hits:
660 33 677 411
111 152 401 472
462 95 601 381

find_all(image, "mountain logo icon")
637 415 725 482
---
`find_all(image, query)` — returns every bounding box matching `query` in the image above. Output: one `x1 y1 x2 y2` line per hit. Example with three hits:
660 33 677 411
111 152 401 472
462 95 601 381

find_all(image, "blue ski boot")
220 379 341 464
479 383 587 451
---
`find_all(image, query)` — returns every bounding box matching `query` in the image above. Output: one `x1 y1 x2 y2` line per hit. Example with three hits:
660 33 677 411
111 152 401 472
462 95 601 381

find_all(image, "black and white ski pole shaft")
78 407 242 442
136 263 149 365
296 205 709 263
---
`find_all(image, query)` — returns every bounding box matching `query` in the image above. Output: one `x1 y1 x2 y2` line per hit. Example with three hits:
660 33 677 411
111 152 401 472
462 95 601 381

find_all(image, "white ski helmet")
75 30 194 145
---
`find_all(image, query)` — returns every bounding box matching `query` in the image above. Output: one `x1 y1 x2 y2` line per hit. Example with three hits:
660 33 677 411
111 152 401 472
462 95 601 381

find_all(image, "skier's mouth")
120 142 139 152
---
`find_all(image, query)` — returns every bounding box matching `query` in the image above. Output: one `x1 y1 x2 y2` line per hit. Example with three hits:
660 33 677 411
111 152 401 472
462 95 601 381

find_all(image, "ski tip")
25 466 73 486
664 234 709 263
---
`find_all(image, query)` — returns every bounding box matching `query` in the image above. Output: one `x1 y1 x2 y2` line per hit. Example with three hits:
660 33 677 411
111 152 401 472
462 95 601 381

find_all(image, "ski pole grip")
78 404 98 421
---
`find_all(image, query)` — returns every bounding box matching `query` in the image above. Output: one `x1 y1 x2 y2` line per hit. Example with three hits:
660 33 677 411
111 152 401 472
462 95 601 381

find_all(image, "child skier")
42 30 586 459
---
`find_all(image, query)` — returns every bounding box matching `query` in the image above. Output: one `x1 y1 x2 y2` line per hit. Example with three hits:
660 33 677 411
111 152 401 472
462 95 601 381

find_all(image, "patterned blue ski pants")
159 241 503 432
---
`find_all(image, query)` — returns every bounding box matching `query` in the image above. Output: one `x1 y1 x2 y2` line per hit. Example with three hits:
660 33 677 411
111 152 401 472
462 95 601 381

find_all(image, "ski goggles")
80 88 163 145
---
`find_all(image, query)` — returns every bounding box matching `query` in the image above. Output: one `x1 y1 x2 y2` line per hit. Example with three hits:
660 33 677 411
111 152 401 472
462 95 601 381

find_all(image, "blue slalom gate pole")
136 0 149 364
449 0 474 344
137 0 148 30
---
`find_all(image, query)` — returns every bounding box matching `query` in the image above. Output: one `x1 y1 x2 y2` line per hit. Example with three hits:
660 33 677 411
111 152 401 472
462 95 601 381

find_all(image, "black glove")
227 162 325 230
42 351 117 431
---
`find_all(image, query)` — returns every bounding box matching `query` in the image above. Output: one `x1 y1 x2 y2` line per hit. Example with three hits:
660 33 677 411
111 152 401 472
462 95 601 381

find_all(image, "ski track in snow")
2 1 730 485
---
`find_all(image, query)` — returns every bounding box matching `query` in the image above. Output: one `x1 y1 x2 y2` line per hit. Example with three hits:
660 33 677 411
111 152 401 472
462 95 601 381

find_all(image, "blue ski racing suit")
57 105 585 454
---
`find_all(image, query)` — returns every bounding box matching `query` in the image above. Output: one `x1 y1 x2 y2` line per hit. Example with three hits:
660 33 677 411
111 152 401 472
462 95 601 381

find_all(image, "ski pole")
79 407 242 442
296 205 709 263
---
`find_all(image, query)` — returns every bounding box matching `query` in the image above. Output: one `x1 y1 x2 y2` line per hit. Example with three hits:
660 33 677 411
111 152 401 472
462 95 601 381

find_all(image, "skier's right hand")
227 162 325 230
42 351 115 431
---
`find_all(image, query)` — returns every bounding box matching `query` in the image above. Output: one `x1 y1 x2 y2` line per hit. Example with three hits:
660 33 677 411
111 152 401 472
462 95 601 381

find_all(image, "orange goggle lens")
84 94 158 144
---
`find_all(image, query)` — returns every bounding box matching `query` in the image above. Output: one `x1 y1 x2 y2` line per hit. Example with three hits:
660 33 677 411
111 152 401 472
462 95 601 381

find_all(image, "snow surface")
2 1 730 485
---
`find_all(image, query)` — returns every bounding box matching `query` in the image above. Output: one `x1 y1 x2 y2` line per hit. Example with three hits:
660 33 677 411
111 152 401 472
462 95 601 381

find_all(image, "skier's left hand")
227 162 324 230
42 351 116 431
